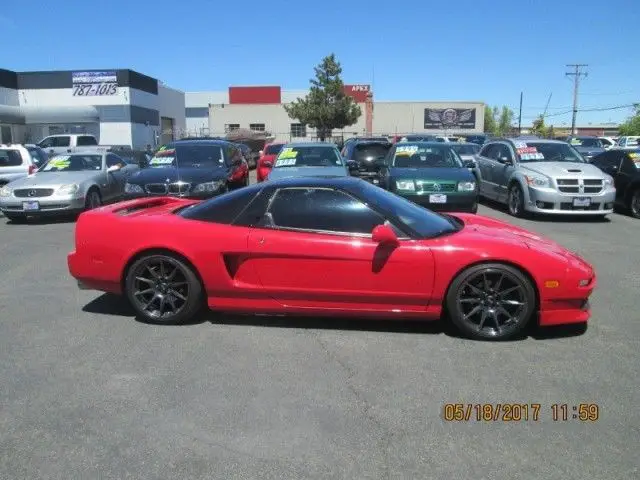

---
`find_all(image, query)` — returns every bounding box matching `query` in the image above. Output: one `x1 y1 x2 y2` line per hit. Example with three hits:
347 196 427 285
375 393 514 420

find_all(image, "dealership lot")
0 175 638 479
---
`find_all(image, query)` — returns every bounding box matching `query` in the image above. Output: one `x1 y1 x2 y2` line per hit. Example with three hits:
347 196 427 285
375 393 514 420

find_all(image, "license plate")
429 194 447 204
573 197 591 207
22 201 40 211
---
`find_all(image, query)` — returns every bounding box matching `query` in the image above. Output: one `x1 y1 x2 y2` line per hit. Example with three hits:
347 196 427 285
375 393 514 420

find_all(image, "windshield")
451 144 480 155
40 154 102 172
353 143 392 162
570 137 602 148
623 137 639 147
149 144 226 169
516 142 585 163
353 181 459 238
274 146 343 168
391 143 463 168
265 144 284 155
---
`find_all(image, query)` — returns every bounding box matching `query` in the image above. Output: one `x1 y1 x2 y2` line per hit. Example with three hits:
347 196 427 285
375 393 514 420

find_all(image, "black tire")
3 212 27 223
629 189 640 219
125 253 204 324
85 188 102 211
445 263 537 341
507 183 528 218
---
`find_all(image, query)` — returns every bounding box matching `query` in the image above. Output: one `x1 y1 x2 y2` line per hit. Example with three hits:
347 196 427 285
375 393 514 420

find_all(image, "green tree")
497 106 515 136
530 114 546 136
619 104 640 136
484 105 496 134
284 54 361 141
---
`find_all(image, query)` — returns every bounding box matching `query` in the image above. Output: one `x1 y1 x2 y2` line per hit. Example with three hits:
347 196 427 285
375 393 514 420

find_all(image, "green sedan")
379 141 479 213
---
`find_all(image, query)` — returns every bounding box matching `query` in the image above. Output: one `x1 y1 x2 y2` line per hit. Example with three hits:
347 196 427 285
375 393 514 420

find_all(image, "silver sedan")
0 151 138 222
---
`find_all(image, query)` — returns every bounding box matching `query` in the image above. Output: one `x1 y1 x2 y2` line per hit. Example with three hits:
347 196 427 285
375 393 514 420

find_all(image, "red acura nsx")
68 176 596 340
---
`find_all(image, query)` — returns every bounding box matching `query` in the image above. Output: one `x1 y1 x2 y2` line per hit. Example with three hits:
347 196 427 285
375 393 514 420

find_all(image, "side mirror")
462 159 476 168
345 159 358 172
371 224 398 245
499 156 513 165
107 165 121 173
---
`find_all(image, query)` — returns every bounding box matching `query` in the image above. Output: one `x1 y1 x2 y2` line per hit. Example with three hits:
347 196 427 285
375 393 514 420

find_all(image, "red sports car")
256 142 284 182
68 177 595 340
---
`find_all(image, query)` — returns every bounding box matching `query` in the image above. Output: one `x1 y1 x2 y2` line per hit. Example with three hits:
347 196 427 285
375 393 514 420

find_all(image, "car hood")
573 146 605 156
519 162 605 178
9 170 102 187
267 166 348 180
127 166 228 184
389 167 475 181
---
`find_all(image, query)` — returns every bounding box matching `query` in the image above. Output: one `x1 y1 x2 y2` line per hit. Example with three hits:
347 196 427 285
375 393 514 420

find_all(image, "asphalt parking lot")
1 172 638 480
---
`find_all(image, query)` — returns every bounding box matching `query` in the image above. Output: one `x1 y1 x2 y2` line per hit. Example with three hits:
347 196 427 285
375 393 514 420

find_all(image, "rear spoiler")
97 197 196 215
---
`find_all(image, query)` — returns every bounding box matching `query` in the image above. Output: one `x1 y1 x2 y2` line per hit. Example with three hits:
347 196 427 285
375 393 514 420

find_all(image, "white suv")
0 144 43 187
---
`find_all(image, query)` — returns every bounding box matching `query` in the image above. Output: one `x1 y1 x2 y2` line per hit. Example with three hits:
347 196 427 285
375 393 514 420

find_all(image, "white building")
0 68 185 148
185 84 485 142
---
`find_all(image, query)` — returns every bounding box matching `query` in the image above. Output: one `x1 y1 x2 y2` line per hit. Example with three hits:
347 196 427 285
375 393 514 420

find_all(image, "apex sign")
349 85 370 92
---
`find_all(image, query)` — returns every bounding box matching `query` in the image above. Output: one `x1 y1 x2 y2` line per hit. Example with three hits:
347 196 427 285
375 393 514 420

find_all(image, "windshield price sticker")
513 141 527 148
150 157 175 165
49 157 71 169
521 152 544 161
396 145 419 156
517 147 537 155
275 158 296 166
629 152 639 159
278 148 298 160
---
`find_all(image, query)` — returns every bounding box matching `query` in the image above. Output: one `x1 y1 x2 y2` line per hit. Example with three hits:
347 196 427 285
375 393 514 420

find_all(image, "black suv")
341 139 393 185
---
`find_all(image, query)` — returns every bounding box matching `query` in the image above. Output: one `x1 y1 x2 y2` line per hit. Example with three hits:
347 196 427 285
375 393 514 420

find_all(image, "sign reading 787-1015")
73 83 118 96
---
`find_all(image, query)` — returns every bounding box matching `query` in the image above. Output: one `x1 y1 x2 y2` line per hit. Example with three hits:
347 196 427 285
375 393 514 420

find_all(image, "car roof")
393 141 456 147
282 142 337 148
352 139 392 145
169 139 231 147
500 137 562 144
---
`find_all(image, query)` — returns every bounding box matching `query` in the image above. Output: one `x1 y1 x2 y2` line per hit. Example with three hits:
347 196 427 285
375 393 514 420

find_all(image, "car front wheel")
507 184 528 218
125 253 204 324
446 263 537 341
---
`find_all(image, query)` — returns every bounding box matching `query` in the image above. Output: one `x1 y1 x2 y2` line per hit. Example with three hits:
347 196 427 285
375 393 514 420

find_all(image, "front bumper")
0 194 86 216
397 191 478 212
524 185 616 215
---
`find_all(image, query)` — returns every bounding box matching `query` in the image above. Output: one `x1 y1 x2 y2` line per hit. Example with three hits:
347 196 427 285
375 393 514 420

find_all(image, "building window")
225 124 240 133
291 123 307 138
249 123 265 132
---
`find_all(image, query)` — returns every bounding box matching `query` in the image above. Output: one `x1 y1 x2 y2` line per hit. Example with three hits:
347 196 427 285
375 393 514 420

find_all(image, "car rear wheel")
507 184 527 218
446 263 536 340
629 189 640 218
85 189 101 210
125 253 204 324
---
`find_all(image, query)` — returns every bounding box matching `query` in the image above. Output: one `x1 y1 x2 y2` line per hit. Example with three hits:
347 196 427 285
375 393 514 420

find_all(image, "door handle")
259 237 265 245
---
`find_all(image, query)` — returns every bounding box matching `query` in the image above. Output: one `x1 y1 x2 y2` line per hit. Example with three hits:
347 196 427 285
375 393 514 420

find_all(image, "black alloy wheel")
125 253 203 324
507 184 527 218
85 189 102 210
446 263 536 340
629 189 640 219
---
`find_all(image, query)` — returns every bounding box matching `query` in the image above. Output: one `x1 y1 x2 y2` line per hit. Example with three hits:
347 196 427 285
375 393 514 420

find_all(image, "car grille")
167 183 191 194
556 178 603 194
13 188 54 197
416 181 456 193
145 183 169 194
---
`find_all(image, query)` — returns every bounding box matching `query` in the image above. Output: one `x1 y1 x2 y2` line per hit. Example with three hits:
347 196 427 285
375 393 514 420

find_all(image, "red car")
68 177 595 340
256 142 285 182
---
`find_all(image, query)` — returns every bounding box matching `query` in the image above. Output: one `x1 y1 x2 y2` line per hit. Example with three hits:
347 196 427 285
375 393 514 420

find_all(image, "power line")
566 64 588 134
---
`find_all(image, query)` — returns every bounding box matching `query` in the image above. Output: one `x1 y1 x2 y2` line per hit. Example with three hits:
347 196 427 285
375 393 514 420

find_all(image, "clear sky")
3 0 638 126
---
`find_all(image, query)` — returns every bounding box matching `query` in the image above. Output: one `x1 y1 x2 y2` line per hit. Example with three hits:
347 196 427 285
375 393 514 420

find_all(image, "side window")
492 144 510 161
182 186 263 224
591 151 617 169
267 188 386 235
621 155 637 174
53 136 71 147
479 144 495 158
77 136 97 146
106 154 122 167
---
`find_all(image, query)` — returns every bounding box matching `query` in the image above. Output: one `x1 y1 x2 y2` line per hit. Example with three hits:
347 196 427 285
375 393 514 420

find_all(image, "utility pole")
518 92 523 134
566 64 588 135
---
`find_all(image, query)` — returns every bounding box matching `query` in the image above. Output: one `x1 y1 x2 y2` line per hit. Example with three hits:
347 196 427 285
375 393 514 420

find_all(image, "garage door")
161 117 174 145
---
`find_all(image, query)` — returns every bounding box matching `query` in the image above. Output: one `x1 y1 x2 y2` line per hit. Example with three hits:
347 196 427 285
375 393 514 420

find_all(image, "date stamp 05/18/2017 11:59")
443 403 600 422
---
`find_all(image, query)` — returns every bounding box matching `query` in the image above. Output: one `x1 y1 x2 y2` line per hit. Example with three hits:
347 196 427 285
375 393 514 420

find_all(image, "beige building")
186 85 485 142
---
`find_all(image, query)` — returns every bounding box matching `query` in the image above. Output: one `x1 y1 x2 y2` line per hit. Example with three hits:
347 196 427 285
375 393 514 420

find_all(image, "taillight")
28 165 36 174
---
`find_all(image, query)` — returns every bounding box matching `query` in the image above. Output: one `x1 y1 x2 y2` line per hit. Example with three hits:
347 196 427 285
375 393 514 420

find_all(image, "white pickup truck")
36 134 128 157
